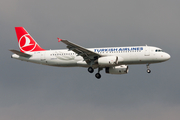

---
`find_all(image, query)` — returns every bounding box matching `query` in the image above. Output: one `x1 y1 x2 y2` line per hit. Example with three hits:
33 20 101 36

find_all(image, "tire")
88 67 94 73
95 73 101 79
147 69 151 73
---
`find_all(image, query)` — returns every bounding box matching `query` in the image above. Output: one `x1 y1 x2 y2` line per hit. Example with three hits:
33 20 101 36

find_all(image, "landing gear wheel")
95 73 101 79
146 64 151 73
147 69 151 73
88 67 94 73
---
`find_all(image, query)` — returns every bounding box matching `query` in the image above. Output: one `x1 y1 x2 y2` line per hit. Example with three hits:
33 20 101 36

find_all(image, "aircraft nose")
164 53 171 60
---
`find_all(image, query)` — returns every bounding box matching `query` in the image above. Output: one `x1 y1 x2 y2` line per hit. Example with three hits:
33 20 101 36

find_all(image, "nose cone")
156 52 171 62
164 53 171 61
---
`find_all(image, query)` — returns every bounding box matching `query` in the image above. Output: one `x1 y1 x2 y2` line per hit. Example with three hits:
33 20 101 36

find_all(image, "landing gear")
147 69 151 73
146 64 151 73
95 73 101 79
88 67 103 79
88 67 94 73
95 68 103 79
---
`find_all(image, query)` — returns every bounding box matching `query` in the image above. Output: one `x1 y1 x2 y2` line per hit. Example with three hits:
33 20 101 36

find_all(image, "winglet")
57 38 62 42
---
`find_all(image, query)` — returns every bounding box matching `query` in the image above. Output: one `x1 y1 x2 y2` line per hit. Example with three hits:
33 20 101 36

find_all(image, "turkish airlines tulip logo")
19 34 36 52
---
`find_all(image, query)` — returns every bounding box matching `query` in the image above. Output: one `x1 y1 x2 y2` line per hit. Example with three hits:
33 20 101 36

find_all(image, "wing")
9 49 32 57
60 40 102 63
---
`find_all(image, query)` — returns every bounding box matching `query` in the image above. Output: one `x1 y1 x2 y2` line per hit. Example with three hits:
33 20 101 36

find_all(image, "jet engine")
98 56 118 66
105 65 129 74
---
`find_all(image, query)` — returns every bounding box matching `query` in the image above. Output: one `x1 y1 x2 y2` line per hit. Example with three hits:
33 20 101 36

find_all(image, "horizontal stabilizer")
9 50 32 57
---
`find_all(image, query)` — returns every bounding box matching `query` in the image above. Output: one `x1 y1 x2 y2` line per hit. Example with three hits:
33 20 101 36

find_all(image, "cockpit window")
155 49 162 52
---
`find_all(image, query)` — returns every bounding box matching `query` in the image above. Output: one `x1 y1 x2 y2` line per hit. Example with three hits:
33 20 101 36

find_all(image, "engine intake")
105 65 129 74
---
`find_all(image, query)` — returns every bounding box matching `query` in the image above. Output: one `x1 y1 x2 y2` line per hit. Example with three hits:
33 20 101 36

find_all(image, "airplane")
10 27 171 79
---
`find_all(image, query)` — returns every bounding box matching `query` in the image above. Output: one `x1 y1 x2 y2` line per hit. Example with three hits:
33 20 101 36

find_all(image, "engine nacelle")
98 56 118 66
105 65 129 74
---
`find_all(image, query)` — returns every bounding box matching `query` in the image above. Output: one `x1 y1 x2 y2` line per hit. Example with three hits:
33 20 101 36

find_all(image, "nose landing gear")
147 69 151 73
146 64 151 73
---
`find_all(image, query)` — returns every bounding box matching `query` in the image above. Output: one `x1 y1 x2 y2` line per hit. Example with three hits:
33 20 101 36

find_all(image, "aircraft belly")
47 59 77 66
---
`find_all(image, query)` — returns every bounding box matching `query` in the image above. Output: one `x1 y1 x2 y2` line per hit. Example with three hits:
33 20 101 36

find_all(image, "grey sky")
0 0 180 120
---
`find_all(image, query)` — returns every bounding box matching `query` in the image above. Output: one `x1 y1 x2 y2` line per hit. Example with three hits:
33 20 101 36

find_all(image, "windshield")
155 49 162 52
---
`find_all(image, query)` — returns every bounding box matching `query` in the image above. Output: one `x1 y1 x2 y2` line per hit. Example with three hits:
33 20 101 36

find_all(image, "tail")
15 27 45 53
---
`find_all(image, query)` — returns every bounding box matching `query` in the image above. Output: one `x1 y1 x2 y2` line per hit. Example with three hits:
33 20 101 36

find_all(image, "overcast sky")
0 0 180 120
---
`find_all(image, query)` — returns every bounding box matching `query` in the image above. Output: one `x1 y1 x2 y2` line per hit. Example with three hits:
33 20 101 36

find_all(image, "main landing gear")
146 64 151 73
88 67 102 79
95 73 101 79
88 67 94 73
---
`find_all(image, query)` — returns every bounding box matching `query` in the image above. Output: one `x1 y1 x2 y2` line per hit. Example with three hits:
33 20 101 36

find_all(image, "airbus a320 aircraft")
10 27 170 79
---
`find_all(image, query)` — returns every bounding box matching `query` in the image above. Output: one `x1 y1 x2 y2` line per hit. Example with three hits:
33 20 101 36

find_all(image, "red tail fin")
15 27 45 53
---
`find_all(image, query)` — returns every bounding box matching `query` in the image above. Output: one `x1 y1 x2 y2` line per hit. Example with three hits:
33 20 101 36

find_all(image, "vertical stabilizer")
15 27 45 53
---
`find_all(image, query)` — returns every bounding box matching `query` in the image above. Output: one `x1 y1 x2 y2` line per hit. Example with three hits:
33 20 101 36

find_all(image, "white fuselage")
11 27 171 79
12 46 170 67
